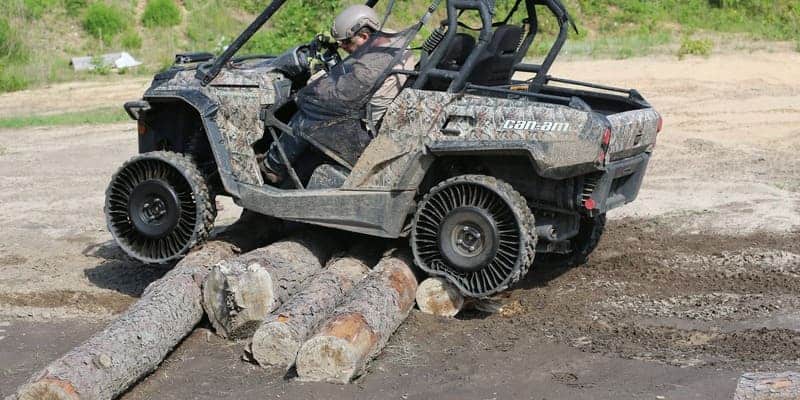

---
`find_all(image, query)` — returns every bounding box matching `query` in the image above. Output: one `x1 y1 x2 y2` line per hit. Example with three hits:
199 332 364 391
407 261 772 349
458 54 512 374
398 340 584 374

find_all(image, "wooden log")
734 372 800 400
202 230 337 340
248 246 379 369
295 252 418 383
415 277 465 317
6 216 278 400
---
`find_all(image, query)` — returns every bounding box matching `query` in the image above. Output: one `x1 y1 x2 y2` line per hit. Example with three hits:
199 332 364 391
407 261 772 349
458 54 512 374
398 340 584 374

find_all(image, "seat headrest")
440 33 476 68
489 25 523 54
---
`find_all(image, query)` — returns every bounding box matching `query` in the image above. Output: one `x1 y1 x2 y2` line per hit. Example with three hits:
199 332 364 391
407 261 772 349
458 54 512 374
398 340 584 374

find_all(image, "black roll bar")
413 0 495 92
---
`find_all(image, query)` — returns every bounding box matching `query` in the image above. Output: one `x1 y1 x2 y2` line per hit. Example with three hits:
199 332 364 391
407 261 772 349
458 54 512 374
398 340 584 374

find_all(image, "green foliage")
90 55 112 75
678 37 713 59
142 0 181 28
121 30 143 50
0 18 22 60
241 0 340 55
572 0 800 41
185 0 241 52
82 3 128 43
22 0 58 19
63 0 88 17
0 63 28 92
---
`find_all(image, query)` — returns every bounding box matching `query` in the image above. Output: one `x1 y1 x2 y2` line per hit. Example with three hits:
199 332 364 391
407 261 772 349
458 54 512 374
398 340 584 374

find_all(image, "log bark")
415 277 464 317
734 372 800 400
202 230 336 340
295 252 418 383
248 246 379 369
6 216 278 400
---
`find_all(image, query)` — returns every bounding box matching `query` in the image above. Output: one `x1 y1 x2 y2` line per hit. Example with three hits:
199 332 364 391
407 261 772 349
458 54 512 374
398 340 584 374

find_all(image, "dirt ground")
0 49 798 399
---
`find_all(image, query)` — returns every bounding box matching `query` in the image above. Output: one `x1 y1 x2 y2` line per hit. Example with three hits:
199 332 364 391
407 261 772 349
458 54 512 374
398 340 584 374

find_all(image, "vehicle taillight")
584 198 597 210
602 128 612 147
138 120 147 136
657 115 663 133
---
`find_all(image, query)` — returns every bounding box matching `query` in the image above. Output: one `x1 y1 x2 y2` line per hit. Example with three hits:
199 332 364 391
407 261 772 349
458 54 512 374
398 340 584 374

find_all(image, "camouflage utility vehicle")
108 0 662 297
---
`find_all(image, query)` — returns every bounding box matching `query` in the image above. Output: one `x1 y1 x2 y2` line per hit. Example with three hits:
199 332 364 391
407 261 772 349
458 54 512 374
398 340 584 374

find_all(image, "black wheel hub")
438 207 499 273
128 179 180 239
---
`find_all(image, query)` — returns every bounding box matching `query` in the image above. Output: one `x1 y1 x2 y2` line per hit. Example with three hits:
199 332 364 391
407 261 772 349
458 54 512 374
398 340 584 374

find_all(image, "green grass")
678 37 714 59
0 107 130 129
82 3 128 43
142 0 181 28
63 0 88 17
121 30 143 50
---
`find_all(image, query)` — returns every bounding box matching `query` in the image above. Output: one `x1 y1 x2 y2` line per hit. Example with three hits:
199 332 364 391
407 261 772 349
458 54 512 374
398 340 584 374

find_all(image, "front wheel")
411 175 537 298
105 151 216 264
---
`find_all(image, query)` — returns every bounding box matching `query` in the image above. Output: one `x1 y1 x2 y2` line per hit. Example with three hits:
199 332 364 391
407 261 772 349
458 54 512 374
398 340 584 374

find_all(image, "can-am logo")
502 120 570 132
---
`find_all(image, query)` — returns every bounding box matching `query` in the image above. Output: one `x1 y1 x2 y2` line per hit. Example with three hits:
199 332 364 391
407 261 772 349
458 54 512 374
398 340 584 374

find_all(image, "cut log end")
250 321 300 369
202 261 276 340
16 378 79 400
295 336 360 384
416 277 465 318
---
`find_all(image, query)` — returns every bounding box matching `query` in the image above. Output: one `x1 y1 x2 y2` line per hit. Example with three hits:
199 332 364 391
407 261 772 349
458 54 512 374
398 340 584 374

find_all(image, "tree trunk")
6 217 278 400
415 277 465 317
202 230 337 340
734 372 800 400
295 252 418 383
248 246 380 369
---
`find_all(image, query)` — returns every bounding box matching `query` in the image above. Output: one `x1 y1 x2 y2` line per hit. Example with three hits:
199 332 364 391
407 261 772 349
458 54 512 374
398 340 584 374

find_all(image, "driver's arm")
313 53 388 104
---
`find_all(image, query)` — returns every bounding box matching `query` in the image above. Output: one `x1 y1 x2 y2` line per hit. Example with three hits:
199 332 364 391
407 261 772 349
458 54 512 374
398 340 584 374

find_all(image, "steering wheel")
308 34 341 72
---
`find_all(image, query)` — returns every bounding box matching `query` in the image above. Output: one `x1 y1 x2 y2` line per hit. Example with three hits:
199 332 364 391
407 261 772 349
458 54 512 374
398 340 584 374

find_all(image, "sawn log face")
295 252 418 384
250 249 376 369
202 231 337 340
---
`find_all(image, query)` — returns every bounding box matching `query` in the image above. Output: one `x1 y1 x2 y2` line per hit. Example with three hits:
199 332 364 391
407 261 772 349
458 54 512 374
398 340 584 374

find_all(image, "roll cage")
196 0 577 95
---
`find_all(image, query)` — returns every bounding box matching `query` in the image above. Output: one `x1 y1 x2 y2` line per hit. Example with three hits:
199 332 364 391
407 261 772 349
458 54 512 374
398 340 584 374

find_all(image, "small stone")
93 353 113 369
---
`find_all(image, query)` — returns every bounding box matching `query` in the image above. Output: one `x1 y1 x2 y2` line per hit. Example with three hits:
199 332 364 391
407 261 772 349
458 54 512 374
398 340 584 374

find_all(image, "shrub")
83 3 128 43
0 64 28 93
63 0 88 17
142 0 181 28
0 18 26 61
121 30 143 50
678 37 713 59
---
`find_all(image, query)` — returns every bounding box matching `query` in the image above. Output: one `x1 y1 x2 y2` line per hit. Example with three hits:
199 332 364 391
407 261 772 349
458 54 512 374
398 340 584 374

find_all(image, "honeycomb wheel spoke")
104 151 216 264
411 175 537 298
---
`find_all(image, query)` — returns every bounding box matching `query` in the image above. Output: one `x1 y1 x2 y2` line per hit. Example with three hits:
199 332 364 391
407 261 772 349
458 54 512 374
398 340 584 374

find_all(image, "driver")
261 4 414 184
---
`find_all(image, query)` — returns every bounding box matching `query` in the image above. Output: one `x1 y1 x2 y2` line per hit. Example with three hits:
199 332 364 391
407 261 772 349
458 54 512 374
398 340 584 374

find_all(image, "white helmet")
331 5 380 41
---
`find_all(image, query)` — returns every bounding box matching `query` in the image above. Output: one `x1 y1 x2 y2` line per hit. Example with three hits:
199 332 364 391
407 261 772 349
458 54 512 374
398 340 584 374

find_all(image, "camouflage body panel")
145 66 283 186
606 108 661 161
345 89 600 190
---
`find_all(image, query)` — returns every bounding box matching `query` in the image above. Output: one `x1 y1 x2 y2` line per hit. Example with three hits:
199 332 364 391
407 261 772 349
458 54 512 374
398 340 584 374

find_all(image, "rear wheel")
411 175 536 297
536 214 606 269
105 151 216 264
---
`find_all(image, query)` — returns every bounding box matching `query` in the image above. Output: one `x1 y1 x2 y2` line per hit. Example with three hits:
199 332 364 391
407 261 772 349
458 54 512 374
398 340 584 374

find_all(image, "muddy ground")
0 49 798 399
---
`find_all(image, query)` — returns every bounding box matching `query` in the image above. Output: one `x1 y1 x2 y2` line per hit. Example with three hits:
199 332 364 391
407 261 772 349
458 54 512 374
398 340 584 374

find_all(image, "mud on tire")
411 175 537 298
105 151 216 264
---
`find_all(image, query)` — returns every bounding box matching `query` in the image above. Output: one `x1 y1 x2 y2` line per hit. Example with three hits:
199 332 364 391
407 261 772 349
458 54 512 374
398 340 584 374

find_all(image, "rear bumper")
588 152 650 215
